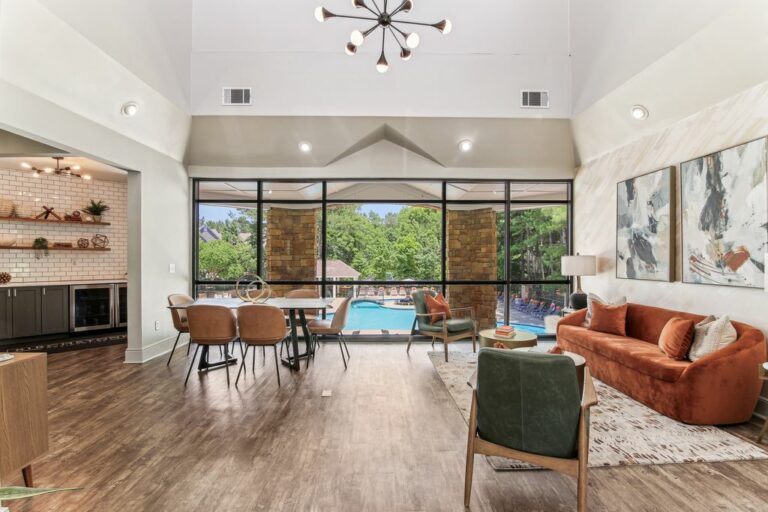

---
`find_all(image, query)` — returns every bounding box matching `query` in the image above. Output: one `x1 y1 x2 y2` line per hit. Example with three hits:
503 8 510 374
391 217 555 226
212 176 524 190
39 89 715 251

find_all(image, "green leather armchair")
465 348 597 510
405 289 477 361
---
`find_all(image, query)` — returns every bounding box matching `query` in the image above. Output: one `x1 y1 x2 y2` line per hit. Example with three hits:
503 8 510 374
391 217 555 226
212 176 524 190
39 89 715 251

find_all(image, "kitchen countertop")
0 279 127 288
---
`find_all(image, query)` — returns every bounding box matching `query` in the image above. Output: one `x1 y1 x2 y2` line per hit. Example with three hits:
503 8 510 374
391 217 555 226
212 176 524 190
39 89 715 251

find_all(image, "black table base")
197 345 238 372
280 309 314 371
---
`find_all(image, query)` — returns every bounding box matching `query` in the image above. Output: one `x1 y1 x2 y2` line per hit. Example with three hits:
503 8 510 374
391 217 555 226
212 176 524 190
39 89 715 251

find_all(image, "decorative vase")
93 215 102 223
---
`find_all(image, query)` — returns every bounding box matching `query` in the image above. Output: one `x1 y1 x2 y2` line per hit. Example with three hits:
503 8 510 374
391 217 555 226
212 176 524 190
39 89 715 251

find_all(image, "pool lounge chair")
405 289 477 362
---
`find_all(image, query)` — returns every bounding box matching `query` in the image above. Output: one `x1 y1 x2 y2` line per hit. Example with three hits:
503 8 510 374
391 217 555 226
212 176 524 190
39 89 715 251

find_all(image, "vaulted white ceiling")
22 0 768 119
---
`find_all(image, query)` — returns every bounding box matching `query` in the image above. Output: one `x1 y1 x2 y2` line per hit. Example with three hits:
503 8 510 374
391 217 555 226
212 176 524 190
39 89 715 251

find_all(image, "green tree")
198 239 256 280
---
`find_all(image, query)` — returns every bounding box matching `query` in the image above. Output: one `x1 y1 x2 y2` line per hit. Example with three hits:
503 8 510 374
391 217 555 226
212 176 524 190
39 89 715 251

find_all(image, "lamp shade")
561 255 596 277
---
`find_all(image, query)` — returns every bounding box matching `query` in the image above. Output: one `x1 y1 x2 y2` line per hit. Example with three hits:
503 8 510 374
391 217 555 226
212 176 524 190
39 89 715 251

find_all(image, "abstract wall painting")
617 167 674 281
681 137 768 288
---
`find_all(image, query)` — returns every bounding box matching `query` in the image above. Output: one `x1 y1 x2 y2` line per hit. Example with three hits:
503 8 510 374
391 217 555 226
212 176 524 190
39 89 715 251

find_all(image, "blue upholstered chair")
405 289 477 361
465 348 598 511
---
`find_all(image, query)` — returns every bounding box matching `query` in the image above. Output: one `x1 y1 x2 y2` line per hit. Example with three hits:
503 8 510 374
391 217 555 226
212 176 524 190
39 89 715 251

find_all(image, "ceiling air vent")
521 90 550 109
222 87 252 106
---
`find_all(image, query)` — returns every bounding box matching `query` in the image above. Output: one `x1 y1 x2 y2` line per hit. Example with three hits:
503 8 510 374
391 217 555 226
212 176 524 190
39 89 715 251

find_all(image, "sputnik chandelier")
314 1 452 73
22 157 91 180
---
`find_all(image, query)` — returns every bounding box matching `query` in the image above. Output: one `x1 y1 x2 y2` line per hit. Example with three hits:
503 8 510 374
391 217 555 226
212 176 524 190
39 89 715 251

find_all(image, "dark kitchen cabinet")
0 289 11 340
11 287 42 338
41 285 69 335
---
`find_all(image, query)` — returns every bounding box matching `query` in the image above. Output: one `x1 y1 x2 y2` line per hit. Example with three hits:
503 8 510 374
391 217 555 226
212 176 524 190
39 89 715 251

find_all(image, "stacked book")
495 325 516 338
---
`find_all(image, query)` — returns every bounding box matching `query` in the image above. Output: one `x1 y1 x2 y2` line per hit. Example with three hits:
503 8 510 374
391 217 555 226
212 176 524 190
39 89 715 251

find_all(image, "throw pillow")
425 293 452 324
688 315 738 361
658 317 695 360
588 300 628 336
584 293 627 327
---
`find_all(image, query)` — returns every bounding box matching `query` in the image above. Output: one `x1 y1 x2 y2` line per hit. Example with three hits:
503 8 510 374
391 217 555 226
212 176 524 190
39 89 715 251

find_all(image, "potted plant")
32 237 49 259
82 200 110 223
0 486 80 511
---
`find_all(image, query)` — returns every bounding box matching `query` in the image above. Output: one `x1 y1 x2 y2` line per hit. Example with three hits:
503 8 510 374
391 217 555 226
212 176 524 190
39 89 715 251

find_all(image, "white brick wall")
0 170 127 283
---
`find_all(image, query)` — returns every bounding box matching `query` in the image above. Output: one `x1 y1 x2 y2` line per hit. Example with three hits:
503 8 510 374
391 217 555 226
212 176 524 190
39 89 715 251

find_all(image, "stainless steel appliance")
70 284 114 332
114 283 127 328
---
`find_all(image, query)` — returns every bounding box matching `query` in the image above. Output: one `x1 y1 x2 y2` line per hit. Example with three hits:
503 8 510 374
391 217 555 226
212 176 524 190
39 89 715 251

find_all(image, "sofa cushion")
658 317 695 360
589 301 628 336
559 325 690 382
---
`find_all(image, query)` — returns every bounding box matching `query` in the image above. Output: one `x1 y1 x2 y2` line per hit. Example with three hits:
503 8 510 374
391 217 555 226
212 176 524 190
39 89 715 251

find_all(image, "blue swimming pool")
328 300 547 334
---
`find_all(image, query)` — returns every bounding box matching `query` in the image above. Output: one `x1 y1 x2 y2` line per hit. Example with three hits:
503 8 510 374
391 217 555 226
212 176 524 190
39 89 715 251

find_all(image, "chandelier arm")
361 3 380 17
391 20 440 28
383 0 388 14
387 26 407 50
332 14 379 22
364 23 381 38
370 0 383 15
390 1 408 16
390 24 408 39
381 27 386 53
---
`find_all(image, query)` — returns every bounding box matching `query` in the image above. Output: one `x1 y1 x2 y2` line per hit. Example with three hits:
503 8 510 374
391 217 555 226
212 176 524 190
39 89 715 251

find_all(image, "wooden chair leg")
464 392 478 507
444 341 449 362
757 417 768 443
406 334 413 354
431 337 435 348
22 465 33 487
471 333 477 353
577 461 588 512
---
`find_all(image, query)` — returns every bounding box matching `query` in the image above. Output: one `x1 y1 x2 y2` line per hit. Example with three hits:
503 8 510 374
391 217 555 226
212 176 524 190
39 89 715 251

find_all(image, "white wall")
0 0 191 363
571 3 768 164
0 0 190 161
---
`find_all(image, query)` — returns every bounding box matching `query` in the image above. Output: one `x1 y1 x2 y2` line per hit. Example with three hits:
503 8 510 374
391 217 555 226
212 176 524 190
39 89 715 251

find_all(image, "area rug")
428 351 768 469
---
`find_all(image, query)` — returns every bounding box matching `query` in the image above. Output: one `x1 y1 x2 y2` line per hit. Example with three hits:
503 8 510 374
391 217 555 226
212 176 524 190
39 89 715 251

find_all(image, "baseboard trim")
124 334 189 364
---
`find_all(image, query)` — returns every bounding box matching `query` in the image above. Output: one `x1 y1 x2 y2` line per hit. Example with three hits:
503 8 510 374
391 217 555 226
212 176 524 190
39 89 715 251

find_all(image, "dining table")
168 297 334 372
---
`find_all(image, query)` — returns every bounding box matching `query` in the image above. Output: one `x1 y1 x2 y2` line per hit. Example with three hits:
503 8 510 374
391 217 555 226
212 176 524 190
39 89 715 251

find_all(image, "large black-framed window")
192 179 573 334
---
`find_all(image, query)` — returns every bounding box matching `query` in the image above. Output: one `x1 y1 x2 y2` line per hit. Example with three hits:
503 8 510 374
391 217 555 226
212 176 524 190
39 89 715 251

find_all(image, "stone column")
446 208 498 329
265 207 318 297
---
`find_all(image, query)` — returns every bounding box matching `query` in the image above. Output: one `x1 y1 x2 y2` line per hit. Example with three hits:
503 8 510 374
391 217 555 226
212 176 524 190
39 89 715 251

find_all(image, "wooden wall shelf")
0 245 110 252
0 216 110 226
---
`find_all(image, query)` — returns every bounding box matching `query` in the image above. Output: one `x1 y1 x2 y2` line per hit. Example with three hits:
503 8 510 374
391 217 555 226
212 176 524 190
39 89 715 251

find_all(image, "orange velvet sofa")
557 304 766 425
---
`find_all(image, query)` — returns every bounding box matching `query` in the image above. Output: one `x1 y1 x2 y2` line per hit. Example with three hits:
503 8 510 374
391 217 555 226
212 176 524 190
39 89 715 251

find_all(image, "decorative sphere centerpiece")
236 274 272 304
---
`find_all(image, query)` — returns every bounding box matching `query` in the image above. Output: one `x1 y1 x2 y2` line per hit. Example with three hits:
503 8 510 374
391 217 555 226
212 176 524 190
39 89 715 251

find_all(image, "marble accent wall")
574 80 768 409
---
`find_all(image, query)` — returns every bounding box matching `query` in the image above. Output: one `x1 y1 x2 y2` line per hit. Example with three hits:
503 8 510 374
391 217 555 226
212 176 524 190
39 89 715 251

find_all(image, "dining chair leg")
341 333 350 359
406 334 413 354
224 345 231 387
254 346 259 372
235 345 249 386
184 345 201 387
186 339 192 355
167 332 181 366
273 345 281 386
338 335 348 369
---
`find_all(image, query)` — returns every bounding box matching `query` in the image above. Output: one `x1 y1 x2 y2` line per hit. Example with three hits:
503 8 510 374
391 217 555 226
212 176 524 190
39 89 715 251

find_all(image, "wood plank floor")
8 341 768 512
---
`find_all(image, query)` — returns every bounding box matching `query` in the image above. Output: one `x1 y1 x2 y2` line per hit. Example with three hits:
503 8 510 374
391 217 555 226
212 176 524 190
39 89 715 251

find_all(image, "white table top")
169 297 334 310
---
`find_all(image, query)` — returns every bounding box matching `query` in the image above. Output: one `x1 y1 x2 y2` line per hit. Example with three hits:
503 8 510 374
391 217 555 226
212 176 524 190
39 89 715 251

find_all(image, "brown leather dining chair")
236 304 290 386
307 296 352 369
185 305 238 387
285 288 320 320
167 293 194 366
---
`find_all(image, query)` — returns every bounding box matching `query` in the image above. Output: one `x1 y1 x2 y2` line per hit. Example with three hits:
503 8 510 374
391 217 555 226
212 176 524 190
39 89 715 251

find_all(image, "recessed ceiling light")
298 141 313 153
631 105 649 120
121 101 139 117
458 139 473 152
21 162 31 169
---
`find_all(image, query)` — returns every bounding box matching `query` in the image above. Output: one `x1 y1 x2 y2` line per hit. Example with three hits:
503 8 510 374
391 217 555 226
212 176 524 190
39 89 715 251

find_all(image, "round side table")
479 329 538 349
512 347 587 392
